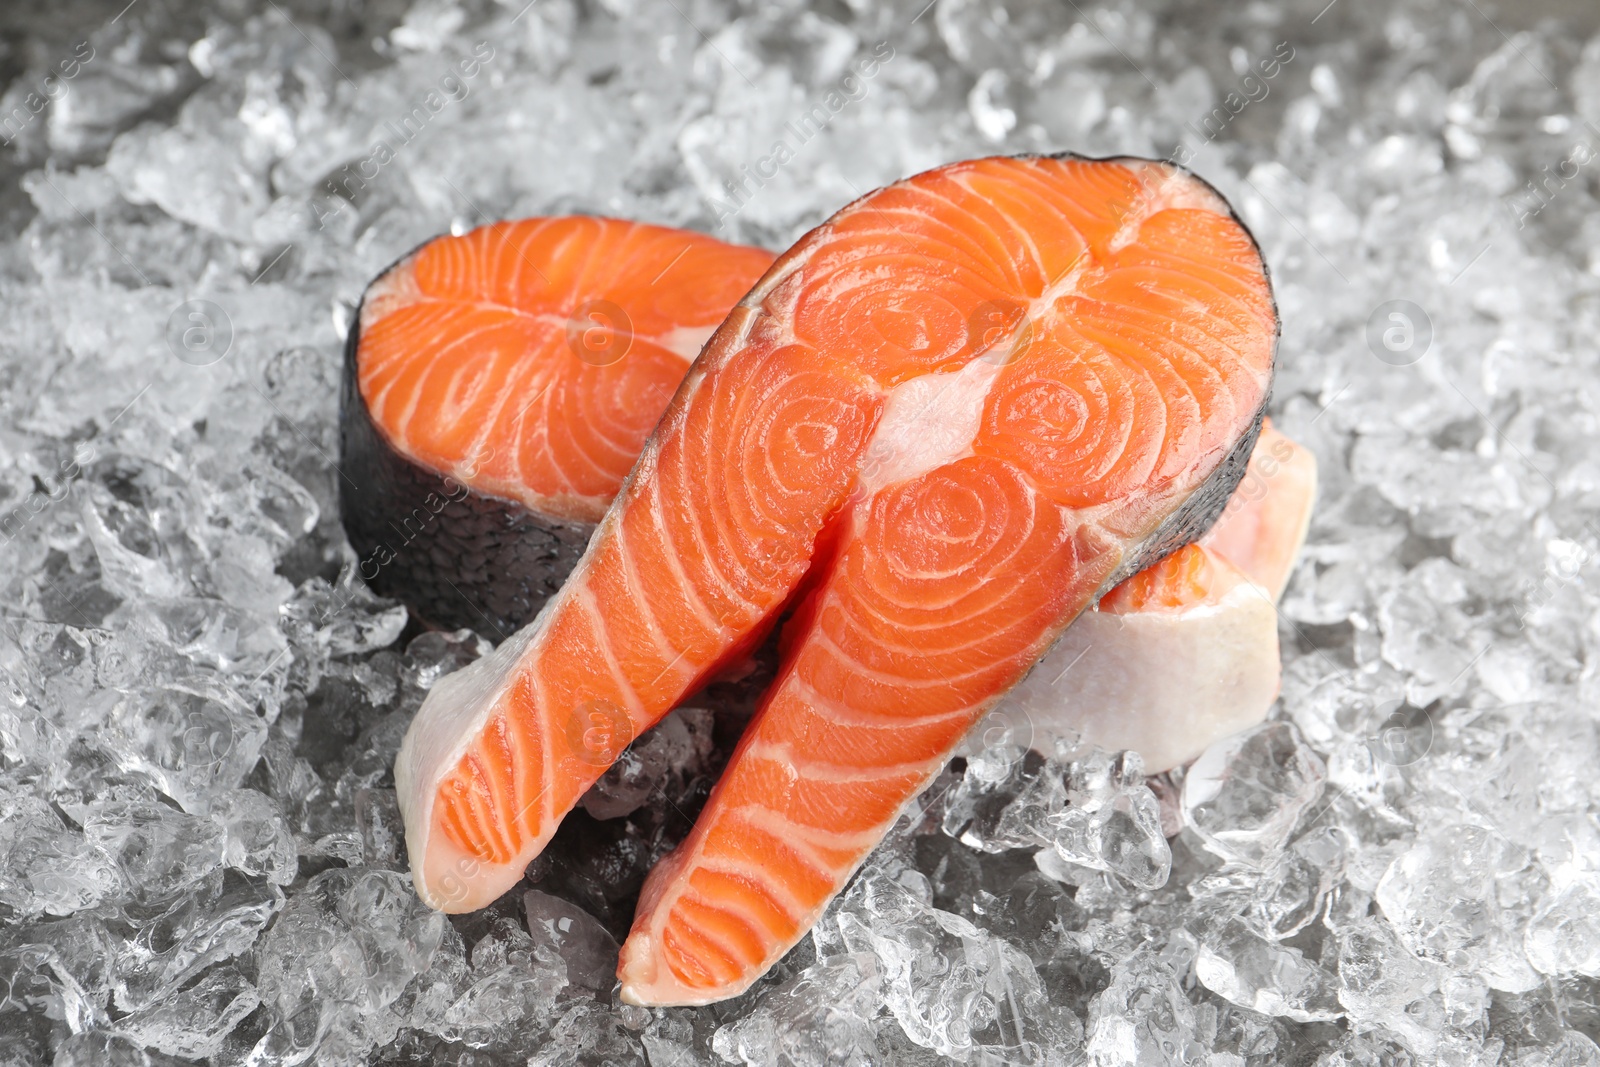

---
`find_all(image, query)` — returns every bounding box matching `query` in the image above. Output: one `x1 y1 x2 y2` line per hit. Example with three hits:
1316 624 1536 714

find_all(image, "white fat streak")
854 259 1078 493
857 358 1005 493
1109 160 1231 252
657 323 718 362
359 243 722 375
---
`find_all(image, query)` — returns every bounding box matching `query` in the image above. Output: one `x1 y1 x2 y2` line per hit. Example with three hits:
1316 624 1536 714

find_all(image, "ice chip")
1182 722 1326 868
251 869 444 1061
1038 750 1171 890
97 683 268 815
934 0 1079 76
282 567 408 662
1194 918 1342 1022
580 707 715 821
0 787 123 918
82 799 227 905
1374 824 1539 992
941 742 1034 852
437 913 568 1050
111 874 283 1013
1526 878 1600 979
1335 918 1449 1056
944 744 1171 889
710 952 882 1067
105 107 273 242
835 868 1081 1065
212 789 298 885
110 964 260 1060
1084 949 1198 1067
523 890 620 994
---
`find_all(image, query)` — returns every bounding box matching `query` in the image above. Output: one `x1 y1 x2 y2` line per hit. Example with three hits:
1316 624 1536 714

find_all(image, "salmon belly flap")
392 154 1278 1004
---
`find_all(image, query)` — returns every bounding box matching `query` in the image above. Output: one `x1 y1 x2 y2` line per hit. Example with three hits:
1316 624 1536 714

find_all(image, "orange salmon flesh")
357 217 774 523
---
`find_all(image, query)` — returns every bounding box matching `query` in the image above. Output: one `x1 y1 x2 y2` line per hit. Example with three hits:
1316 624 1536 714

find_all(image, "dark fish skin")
338 292 593 641
1112 404 1268 588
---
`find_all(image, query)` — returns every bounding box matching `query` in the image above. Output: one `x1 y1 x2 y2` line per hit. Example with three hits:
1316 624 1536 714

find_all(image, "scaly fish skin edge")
340 301 596 638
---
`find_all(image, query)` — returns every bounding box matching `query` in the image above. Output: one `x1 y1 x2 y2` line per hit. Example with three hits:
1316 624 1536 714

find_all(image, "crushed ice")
1 0 1599 1063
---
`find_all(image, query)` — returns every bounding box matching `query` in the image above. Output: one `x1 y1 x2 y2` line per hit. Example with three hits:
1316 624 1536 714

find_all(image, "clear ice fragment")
1194 918 1342 1023
1181 723 1326 868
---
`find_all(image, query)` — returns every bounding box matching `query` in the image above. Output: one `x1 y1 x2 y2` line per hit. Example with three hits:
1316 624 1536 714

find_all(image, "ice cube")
1374 824 1539 992
835 867 1081 1065
710 952 882 1067
82 798 227 904
523 890 620 995
1084 948 1199 1067
1182 722 1326 868
211 789 297 885
1036 749 1171 891
436 912 569 1050
110 964 260 1060
580 707 714 821
1335 918 1450 1056
1193 918 1342 1023
251 869 445 1062
1526 878 1600 979
0 787 123 918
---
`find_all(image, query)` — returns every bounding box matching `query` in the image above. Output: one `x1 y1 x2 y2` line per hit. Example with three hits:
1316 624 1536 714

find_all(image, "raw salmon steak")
340 217 772 635
984 420 1317 771
393 155 1278 1005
